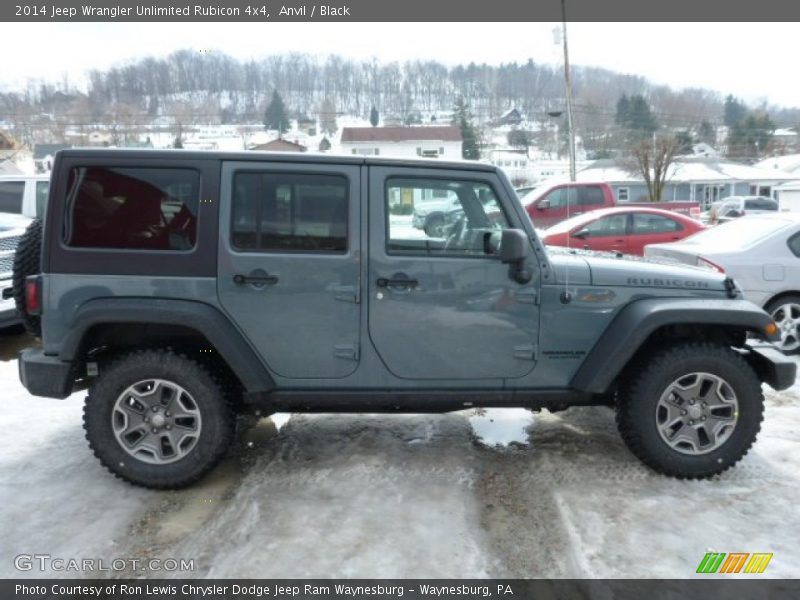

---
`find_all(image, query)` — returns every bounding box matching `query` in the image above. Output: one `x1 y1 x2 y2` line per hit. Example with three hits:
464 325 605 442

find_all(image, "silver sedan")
645 214 800 354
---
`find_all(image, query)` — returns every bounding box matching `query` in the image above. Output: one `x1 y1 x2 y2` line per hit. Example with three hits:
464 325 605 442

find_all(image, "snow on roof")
341 126 462 143
577 157 800 184
755 154 800 173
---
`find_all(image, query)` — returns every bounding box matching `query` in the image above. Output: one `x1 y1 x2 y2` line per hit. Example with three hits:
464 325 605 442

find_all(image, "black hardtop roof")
56 148 498 173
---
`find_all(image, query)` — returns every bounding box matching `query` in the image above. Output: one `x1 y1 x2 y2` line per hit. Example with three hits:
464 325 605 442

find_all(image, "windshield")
680 216 792 249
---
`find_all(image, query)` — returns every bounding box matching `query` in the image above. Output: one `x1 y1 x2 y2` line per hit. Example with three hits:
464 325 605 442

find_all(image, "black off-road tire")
12 218 42 337
83 349 235 489
616 342 764 479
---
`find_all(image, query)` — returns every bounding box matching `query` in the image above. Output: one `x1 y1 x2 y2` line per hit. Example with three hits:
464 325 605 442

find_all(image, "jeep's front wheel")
616 343 763 479
83 350 235 489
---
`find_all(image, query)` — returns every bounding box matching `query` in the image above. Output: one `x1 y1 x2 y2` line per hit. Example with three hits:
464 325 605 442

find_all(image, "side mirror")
536 199 550 210
500 229 532 284
573 228 590 239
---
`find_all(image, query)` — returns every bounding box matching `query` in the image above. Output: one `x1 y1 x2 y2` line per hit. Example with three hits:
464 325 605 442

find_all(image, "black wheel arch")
571 297 779 395
59 298 276 395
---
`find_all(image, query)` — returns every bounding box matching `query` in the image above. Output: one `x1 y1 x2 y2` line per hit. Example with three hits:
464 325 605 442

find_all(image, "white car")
715 195 778 222
0 174 50 219
0 212 32 328
645 214 800 354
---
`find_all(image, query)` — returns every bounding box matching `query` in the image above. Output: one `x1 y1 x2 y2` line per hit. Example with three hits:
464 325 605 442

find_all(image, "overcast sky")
2 22 797 107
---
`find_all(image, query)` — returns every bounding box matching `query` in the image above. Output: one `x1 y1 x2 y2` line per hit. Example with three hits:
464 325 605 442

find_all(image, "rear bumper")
18 348 75 399
747 344 797 392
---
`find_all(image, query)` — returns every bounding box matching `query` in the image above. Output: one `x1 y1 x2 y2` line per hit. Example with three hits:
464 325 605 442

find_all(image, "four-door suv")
15 149 796 488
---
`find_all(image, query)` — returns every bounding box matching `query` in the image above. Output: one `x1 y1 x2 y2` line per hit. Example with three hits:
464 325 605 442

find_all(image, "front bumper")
747 344 797 391
18 348 76 399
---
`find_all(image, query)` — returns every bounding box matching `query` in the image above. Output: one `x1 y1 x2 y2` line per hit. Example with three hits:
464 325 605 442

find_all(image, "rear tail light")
25 275 41 315
689 207 701 219
697 257 725 273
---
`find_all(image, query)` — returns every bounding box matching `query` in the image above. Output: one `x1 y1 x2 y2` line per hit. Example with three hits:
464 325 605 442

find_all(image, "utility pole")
561 0 577 182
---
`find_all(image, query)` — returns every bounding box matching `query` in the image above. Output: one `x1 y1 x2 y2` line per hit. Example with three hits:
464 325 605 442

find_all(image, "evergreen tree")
675 130 694 154
698 120 716 146
615 94 630 126
627 95 658 136
319 98 338 135
727 112 775 159
507 129 532 149
173 135 183 149
452 96 480 160
723 95 748 127
264 90 289 134
369 105 379 127
615 94 657 140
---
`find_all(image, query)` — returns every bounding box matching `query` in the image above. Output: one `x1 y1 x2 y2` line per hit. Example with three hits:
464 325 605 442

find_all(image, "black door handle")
377 276 419 289
233 273 279 286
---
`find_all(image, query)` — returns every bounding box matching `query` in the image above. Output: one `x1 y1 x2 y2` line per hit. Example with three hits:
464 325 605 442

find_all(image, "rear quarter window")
63 167 199 251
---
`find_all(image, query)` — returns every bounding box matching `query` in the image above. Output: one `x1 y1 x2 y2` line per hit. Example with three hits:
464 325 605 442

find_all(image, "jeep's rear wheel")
616 342 763 479
83 350 235 489
12 218 42 337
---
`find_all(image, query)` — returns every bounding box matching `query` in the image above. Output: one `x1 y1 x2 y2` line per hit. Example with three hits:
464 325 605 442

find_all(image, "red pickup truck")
520 182 701 229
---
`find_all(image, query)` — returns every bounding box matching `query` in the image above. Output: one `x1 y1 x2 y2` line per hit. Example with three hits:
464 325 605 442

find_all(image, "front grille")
0 235 21 252
0 256 13 275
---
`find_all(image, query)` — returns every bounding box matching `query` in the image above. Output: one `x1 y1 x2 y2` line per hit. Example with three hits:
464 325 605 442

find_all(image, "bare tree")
623 134 682 202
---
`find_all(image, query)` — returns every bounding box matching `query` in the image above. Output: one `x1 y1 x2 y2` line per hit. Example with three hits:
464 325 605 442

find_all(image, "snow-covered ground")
1 331 798 579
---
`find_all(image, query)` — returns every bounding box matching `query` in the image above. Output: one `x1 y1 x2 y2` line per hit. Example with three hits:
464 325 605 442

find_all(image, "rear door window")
579 186 605 206
0 181 24 214
231 172 348 253
631 213 683 234
64 167 199 250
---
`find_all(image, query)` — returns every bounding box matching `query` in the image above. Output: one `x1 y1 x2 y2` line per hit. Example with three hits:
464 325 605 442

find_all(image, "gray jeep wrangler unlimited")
15 149 796 488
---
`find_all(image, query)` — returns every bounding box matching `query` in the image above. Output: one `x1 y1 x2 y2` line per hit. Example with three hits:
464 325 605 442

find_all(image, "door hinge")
513 344 537 360
334 343 360 361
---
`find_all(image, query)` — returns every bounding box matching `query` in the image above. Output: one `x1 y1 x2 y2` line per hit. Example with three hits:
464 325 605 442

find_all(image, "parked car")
519 181 701 228
542 206 705 256
715 196 778 223
0 174 50 218
0 212 32 328
411 194 461 237
645 214 800 354
15 149 793 488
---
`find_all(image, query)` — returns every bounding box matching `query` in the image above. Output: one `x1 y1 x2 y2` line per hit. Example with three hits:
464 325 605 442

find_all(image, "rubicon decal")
627 277 710 288
696 552 773 574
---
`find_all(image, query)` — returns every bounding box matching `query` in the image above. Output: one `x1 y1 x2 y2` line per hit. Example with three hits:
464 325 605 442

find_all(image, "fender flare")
59 298 276 393
570 297 777 394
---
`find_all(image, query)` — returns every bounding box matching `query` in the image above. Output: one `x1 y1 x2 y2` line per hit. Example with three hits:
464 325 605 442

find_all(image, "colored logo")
696 552 773 574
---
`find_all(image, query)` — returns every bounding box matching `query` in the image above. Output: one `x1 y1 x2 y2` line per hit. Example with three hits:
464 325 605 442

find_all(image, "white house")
339 126 462 159
573 157 800 208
